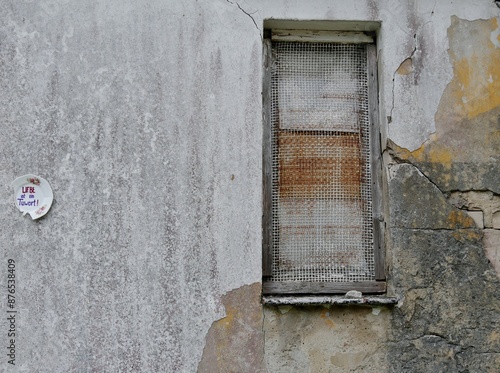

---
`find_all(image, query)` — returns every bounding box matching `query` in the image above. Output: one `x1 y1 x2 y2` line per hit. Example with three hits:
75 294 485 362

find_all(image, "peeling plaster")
396 57 414 76
388 43 417 124
198 283 265 373
448 191 500 229
386 149 500 277
386 17 500 195
387 162 500 371
443 17 500 120
448 191 500 278
490 17 500 47
483 230 500 277
382 1 451 151
386 162 477 230
382 2 500 151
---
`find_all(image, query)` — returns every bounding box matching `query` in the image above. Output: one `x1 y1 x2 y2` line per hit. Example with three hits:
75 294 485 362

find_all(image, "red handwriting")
22 187 35 194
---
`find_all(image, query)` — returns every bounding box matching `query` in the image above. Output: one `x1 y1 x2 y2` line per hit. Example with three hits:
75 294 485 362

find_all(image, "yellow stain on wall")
388 139 453 170
451 229 482 243
450 18 500 119
220 305 237 328
447 210 476 229
412 143 453 168
390 17 500 167
209 304 239 363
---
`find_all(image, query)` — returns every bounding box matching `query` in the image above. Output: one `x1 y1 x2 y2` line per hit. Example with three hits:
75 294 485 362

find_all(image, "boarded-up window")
262 30 385 295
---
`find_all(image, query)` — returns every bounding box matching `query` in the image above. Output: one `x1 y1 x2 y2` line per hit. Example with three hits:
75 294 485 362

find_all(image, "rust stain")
278 131 362 199
197 283 264 373
320 309 336 328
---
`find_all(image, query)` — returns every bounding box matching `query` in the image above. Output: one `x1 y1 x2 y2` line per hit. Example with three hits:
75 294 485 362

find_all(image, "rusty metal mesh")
270 42 374 282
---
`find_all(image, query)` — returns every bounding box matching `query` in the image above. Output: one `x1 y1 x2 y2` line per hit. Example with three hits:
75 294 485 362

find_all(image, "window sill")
262 294 400 306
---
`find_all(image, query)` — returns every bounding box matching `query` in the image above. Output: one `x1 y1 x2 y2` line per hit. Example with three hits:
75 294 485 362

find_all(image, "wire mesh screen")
270 42 375 283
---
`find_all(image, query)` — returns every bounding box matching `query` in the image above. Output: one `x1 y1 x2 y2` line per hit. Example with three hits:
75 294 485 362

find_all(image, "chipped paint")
396 57 413 75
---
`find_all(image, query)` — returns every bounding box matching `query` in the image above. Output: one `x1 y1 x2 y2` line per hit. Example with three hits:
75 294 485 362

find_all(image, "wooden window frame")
262 29 385 295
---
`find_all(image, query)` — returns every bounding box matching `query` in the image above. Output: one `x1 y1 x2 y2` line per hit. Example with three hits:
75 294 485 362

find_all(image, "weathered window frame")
262 28 385 295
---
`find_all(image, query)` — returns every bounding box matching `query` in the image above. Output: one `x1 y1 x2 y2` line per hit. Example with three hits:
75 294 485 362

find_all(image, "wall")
1 0 499 372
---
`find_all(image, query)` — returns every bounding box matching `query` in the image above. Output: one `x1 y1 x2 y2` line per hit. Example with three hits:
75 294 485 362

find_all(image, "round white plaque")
11 174 53 219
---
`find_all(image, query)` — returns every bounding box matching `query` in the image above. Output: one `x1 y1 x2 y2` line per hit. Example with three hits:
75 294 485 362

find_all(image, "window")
262 28 385 295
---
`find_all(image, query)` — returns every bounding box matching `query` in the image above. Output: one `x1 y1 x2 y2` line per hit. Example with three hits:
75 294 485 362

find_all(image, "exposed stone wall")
383 16 500 371
386 164 500 372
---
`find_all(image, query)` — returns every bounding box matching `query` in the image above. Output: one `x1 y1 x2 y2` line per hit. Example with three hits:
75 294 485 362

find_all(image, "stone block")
388 163 476 229
492 211 500 229
448 191 500 228
483 229 500 278
465 210 484 228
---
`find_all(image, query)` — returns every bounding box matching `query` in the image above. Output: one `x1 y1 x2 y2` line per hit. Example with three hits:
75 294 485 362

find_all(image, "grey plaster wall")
1 1 262 371
1 0 499 372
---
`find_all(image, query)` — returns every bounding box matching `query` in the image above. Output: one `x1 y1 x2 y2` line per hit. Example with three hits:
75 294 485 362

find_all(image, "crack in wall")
388 35 418 124
388 139 500 229
226 0 261 37
386 140 500 277
409 333 460 346
385 140 445 195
